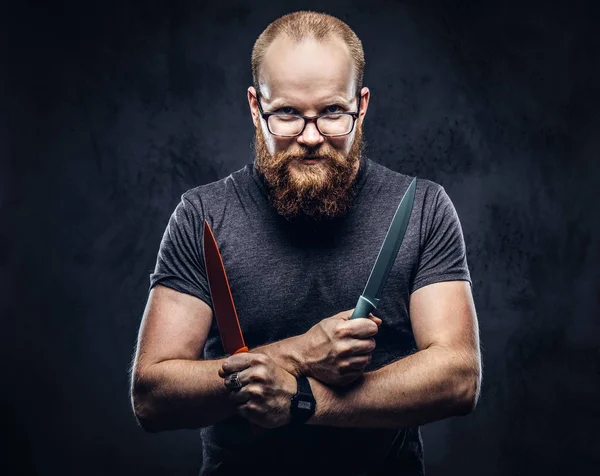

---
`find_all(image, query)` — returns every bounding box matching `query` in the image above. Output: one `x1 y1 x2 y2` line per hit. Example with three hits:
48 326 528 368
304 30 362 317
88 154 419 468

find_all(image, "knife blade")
350 177 417 319
203 220 248 355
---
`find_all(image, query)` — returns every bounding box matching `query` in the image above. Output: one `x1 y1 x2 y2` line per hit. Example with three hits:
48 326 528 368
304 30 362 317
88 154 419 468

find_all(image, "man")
130 10 481 476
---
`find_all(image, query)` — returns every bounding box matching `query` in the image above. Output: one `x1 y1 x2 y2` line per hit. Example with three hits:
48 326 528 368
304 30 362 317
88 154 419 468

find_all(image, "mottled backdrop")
3 0 599 475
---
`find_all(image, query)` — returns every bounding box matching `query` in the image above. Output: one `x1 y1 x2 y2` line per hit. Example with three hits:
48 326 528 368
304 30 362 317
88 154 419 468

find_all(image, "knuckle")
357 356 369 367
339 361 353 374
334 342 351 356
247 371 258 382
336 322 352 337
248 369 264 383
248 384 264 398
256 367 268 381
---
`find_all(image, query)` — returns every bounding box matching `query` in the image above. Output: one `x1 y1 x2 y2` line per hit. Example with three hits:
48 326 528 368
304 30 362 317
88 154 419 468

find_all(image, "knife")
204 222 266 434
350 177 417 319
203 220 248 355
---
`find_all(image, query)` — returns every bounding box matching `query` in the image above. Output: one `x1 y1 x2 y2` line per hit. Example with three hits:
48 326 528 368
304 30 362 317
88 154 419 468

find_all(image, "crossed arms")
130 280 481 432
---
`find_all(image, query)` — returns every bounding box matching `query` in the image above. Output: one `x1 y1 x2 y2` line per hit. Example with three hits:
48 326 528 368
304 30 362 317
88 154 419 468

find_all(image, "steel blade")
351 177 417 318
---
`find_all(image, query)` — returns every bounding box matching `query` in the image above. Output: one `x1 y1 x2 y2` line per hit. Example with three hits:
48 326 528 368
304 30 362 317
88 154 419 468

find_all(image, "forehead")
258 34 356 106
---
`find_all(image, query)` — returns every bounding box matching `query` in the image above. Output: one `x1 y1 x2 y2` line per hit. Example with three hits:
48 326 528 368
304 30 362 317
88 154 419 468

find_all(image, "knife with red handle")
203 222 265 433
202 220 248 355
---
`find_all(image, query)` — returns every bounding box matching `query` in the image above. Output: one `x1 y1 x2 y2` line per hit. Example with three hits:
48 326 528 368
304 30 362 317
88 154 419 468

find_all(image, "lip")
299 157 324 164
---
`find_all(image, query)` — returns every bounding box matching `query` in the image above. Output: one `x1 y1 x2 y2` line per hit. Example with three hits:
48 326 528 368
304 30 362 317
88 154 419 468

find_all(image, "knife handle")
228 346 263 434
350 295 378 319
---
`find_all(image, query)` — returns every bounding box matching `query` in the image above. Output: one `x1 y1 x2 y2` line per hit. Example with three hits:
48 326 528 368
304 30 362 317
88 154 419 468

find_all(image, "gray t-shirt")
149 157 471 475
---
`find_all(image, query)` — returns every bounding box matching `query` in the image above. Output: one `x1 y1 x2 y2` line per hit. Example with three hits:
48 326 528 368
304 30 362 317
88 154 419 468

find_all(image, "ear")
358 86 370 127
247 86 260 128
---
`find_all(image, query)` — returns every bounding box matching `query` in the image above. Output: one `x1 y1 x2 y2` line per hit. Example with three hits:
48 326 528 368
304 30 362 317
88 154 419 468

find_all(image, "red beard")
253 122 365 222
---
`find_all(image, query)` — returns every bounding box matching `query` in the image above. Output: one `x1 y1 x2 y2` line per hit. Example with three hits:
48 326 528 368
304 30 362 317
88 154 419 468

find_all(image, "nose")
296 120 324 148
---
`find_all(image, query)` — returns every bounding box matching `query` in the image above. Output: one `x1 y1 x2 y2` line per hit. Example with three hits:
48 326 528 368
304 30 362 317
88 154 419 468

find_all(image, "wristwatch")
290 375 316 425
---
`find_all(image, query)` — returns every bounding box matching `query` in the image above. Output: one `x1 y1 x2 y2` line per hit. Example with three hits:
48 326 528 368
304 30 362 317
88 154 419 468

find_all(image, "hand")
299 309 382 387
219 352 297 429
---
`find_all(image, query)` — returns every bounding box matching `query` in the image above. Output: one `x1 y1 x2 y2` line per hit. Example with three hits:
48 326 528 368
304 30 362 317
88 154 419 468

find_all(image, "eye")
275 106 297 115
323 104 345 114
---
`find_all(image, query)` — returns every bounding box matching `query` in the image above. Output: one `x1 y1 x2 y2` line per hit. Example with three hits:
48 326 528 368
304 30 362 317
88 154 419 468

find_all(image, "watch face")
298 400 314 411
290 378 316 424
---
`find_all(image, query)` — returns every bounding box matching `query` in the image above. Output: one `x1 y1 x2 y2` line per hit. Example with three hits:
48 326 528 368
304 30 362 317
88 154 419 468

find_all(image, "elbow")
131 393 212 432
454 366 481 416
131 392 159 433
130 373 165 433
130 374 213 432
132 394 162 433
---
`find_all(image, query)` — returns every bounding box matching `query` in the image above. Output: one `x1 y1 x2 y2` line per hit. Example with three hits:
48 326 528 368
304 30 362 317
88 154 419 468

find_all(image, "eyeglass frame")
254 90 362 138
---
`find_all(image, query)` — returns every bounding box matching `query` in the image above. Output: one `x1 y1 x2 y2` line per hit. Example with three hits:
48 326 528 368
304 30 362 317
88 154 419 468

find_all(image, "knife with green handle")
350 177 417 319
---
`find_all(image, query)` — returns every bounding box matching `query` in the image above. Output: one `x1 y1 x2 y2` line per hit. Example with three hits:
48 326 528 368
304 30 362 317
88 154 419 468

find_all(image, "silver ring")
229 372 242 389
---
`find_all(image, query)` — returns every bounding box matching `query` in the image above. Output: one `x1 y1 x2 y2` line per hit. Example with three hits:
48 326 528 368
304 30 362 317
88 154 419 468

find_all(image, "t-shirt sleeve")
148 194 213 308
411 185 472 294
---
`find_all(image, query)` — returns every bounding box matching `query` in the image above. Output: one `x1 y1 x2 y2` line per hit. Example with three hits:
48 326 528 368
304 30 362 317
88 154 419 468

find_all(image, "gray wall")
3 0 599 474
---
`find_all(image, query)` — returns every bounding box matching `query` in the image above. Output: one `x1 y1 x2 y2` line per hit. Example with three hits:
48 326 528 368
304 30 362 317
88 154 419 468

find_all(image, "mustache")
279 148 343 163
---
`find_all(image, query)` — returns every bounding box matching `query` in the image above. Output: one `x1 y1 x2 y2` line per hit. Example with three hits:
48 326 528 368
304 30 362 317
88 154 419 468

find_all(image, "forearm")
131 334 307 432
252 334 307 377
132 358 234 432
307 345 480 429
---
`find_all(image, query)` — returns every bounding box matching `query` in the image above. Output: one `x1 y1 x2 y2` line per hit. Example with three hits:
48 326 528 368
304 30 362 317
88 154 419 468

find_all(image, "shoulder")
366 159 444 204
178 163 253 216
364 160 458 243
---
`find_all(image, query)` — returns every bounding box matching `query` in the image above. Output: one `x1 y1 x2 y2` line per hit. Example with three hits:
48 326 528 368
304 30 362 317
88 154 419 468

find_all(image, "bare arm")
130 285 225 431
130 285 313 432
304 280 482 428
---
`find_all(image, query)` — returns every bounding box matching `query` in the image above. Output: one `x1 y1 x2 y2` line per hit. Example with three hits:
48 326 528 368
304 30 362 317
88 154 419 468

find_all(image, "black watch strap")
290 375 316 425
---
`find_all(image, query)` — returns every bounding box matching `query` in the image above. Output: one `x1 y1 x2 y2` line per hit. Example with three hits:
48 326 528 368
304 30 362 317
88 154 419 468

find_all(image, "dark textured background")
3 0 599 474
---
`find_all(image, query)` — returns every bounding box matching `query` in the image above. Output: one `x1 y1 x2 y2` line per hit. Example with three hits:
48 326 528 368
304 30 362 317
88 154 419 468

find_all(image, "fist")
300 309 382 386
219 352 297 429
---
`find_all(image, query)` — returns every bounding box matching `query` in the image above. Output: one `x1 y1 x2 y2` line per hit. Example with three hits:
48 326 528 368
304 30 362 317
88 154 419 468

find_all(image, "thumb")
339 309 354 320
369 313 383 326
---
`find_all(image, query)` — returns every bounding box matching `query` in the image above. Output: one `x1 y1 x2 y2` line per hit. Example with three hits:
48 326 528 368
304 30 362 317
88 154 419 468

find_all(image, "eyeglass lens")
268 114 353 136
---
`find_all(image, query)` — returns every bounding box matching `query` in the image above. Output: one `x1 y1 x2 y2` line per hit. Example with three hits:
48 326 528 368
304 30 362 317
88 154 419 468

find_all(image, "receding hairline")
258 34 355 94
251 11 365 96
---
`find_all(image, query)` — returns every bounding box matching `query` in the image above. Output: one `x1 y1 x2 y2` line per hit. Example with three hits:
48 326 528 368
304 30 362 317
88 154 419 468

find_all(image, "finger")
223 369 250 390
343 354 372 371
344 319 380 338
228 387 252 405
237 401 266 426
338 309 354 321
221 353 259 374
230 385 264 405
338 310 381 325
368 313 383 326
349 337 376 355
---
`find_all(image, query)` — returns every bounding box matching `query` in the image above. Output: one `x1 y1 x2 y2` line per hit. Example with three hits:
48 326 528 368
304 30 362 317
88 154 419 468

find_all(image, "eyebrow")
268 96 353 110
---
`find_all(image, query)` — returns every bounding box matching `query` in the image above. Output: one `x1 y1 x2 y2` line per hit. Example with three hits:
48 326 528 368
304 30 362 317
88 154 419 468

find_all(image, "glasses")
255 93 361 137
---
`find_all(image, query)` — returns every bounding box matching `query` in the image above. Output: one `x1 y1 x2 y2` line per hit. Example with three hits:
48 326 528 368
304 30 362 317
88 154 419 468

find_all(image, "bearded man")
131 10 481 476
